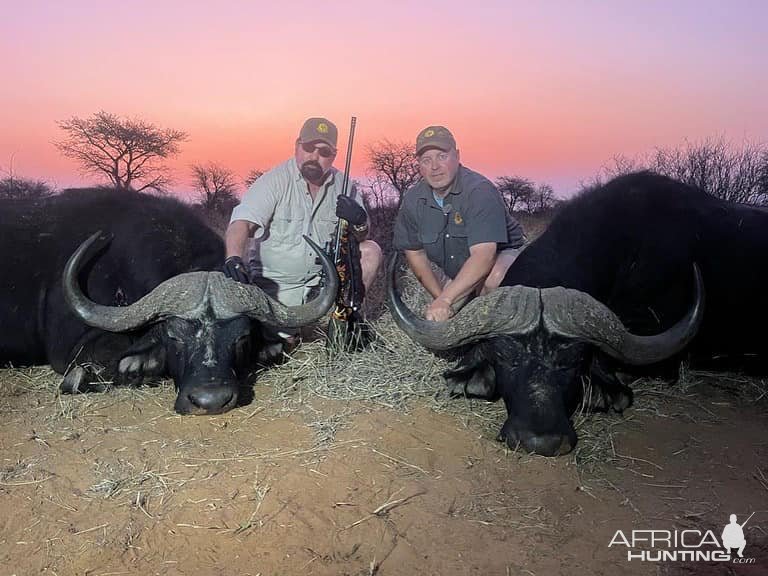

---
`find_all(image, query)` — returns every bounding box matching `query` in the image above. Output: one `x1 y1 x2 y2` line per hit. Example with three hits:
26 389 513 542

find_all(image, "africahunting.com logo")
609 513 756 563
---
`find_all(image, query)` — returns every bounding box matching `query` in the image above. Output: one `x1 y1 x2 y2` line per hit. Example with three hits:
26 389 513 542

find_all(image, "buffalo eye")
163 318 193 345
233 335 251 377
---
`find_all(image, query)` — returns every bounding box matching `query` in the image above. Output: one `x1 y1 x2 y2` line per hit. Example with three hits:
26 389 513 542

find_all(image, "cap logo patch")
317 123 329 134
423 129 435 137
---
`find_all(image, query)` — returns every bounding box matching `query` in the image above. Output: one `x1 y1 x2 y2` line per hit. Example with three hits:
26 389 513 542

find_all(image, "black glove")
223 256 251 284
336 195 367 227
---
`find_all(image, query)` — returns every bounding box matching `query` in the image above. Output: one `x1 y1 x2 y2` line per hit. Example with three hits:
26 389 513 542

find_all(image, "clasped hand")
223 256 250 284
336 196 366 226
425 297 454 322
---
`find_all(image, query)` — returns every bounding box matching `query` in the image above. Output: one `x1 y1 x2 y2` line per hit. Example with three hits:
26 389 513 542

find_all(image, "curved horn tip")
301 234 325 254
85 229 108 244
387 251 402 278
247 233 338 328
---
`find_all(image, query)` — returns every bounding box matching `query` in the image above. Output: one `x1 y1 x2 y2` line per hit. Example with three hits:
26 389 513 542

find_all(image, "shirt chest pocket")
422 212 469 242
270 209 305 245
447 216 468 240
313 217 338 246
418 210 447 246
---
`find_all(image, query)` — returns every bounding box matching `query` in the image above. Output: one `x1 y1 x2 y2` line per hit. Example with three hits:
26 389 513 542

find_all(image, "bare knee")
360 240 383 287
360 238 382 258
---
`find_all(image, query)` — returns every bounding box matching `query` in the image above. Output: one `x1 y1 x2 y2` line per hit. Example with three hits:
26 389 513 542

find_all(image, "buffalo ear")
585 355 633 413
444 361 499 401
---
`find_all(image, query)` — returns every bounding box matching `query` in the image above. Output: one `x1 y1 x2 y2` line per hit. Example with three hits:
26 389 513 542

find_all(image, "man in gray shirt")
224 117 382 311
393 125 525 322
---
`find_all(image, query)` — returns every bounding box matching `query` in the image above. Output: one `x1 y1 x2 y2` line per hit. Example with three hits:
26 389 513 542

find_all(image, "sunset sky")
1 0 766 198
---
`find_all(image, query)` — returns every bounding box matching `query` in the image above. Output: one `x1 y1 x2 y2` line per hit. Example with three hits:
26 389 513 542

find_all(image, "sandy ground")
1 362 766 576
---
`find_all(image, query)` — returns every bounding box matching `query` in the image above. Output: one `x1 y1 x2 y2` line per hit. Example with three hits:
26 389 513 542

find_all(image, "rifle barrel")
340 116 356 199
334 117 357 262
740 511 755 528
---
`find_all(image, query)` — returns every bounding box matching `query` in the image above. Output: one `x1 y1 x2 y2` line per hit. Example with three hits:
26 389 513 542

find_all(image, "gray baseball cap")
298 117 338 148
416 125 457 156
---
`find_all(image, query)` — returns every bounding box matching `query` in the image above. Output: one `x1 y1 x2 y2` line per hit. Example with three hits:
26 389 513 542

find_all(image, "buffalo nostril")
522 435 559 456
557 437 574 456
186 388 236 412
516 432 575 457
611 390 633 412
498 420 577 456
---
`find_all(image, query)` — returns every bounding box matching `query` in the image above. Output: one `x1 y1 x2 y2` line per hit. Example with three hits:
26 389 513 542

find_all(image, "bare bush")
191 162 240 214
590 137 768 205
366 139 420 207
527 183 557 213
496 176 557 214
495 176 534 212
0 176 54 200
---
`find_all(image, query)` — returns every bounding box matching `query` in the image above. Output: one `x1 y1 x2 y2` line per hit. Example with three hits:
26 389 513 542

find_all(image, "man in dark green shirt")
393 125 525 322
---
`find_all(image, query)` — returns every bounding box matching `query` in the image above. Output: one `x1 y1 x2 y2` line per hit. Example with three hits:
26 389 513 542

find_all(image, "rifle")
740 512 755 528
324 116 372 353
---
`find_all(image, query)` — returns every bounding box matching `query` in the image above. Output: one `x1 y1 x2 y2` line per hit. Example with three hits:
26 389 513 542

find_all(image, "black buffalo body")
389 172 767 455
1 188 336 414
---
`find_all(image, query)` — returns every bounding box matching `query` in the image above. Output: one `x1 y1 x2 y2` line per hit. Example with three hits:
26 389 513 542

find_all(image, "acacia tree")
190 162 240 214
55 111 187 192
366 139 421 206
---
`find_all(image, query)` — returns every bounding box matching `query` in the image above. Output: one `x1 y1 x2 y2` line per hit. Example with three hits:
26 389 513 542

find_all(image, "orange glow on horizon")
2 1 766 198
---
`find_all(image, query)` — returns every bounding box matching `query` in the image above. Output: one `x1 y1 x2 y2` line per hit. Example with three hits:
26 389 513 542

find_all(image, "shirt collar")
426 164 463 198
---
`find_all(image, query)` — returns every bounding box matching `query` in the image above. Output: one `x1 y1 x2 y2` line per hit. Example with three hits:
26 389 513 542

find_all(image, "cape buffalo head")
387 255 704 456
63 232 338 415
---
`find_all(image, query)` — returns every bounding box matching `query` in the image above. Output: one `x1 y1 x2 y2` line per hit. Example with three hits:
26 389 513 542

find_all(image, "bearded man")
224 117 382 331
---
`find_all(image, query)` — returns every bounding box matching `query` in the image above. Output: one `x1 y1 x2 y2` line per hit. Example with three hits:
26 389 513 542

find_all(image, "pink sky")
1 0 766 198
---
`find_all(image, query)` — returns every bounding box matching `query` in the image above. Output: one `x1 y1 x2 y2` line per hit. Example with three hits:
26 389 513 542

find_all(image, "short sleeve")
464 182 508 246
393 192 423 251
505 212 526 248
229 169 284 230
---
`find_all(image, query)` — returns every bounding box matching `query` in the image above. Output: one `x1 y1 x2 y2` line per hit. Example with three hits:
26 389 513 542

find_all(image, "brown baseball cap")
416 125 457 156
298 117 338 148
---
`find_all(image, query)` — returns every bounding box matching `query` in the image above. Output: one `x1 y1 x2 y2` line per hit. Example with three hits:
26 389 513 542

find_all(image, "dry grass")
261 314 452 409
572 363 767 481
0 365 58 396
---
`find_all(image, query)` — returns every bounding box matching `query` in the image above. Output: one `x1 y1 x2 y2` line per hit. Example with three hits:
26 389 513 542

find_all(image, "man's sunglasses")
301 142 336 158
